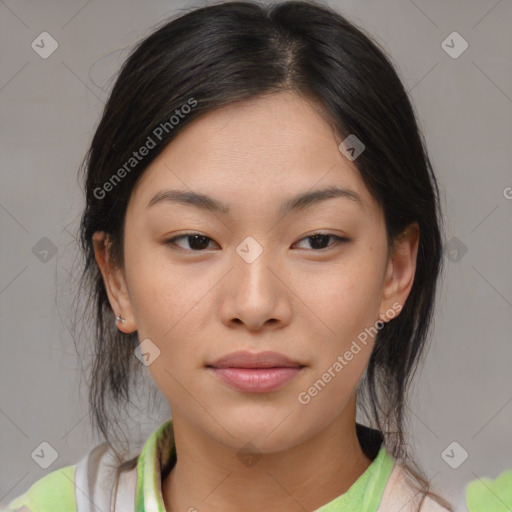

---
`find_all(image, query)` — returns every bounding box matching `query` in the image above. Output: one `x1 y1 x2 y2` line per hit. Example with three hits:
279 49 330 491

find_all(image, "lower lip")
207 367 303 393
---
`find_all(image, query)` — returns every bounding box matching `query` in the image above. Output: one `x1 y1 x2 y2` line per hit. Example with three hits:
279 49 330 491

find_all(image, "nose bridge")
233 235 276 299
222 235 285 328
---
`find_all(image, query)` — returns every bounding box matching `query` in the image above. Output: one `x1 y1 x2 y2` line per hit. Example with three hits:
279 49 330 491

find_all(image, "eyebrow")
146 185 364 216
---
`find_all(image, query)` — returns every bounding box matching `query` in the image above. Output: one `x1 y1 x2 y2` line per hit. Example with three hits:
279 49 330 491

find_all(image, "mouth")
206 350 304 369
205 350 305 393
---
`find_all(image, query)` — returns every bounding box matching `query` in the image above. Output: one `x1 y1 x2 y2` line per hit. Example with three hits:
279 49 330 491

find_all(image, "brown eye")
166 233 219 251
293 233 349 250
164 232 349 252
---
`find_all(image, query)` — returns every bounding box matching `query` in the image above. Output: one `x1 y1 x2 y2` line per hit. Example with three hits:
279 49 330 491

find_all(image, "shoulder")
0 465 77 512
0 442 132 512
465 468 512 512
378 462 453 512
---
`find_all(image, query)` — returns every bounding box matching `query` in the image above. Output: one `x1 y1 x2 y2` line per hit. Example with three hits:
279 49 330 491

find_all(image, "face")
94 91 418 454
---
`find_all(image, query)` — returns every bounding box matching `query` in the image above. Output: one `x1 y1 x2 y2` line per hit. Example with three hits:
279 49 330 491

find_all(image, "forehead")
129 92 379 219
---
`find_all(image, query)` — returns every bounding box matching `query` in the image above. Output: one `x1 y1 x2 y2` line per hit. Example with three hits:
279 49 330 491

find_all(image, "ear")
92 231 137 333
378 222 420 322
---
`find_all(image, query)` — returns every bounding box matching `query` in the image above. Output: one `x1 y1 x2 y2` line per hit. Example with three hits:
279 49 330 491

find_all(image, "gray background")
1 1 511 510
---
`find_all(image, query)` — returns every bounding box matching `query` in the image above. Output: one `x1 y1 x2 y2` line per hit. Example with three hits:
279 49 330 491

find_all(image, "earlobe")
379 222 420 320
92 231 137 333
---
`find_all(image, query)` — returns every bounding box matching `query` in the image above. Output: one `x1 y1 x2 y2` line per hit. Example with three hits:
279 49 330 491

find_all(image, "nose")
219 245 292 332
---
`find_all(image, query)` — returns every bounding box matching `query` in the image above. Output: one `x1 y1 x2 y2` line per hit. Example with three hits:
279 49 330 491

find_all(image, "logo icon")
236 236 263 264
445 236 468 263
31 32 59 59
32 237 58 263
134 338 161 366
31 441 59 469
441 32 468 59
338 134 365 161
441 441 468 469
237 442 262 467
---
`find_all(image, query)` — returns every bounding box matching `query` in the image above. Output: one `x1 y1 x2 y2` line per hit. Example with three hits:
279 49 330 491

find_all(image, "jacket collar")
77 419 406 512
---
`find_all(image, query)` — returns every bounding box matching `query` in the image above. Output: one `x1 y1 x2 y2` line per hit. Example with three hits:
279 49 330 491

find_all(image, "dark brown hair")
71 1 453 509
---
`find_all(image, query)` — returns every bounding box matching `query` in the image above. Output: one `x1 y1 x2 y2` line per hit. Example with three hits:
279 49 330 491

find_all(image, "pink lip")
208 367 303 393
207 350 303 369
206 350 305 393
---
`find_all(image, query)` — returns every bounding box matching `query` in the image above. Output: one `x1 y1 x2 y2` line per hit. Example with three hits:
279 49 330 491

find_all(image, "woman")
1 1 456 510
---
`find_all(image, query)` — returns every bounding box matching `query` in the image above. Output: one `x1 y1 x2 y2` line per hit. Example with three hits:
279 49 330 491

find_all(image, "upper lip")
207 350 304 369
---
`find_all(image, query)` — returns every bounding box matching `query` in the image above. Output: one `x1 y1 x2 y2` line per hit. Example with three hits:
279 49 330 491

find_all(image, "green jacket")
1 419 454 511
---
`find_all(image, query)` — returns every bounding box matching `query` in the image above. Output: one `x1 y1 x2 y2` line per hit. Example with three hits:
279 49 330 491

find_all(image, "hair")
71 0 453 509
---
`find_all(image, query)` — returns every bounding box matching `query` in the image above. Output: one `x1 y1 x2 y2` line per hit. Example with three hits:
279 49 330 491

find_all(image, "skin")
93 91 419 512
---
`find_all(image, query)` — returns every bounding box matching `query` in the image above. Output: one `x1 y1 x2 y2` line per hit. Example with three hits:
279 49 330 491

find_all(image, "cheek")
306 260 383 330
297 257 384 384
126 260 206 399
123 243 193 330
124 248 215 374
296 274 378 414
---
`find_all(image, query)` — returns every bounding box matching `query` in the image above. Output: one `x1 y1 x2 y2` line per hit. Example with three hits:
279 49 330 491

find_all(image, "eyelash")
164 232 350 252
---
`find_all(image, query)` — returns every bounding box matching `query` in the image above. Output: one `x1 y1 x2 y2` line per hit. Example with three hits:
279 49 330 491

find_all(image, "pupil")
189 235 210 250
309 235 330 249
186 235 331 250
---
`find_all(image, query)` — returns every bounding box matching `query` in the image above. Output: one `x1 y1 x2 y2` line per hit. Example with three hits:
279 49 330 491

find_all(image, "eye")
165 232 349 252
292 233 349 250
165 233 220 251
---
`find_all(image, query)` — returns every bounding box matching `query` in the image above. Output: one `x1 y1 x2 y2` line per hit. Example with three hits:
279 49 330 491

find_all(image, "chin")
203 409 307 453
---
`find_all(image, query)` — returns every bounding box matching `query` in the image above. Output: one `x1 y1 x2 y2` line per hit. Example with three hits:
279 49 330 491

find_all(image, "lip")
206 350 305 393
207 350 303 369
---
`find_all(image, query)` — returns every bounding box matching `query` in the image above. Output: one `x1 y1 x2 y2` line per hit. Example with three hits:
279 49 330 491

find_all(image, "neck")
162 398 372 512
